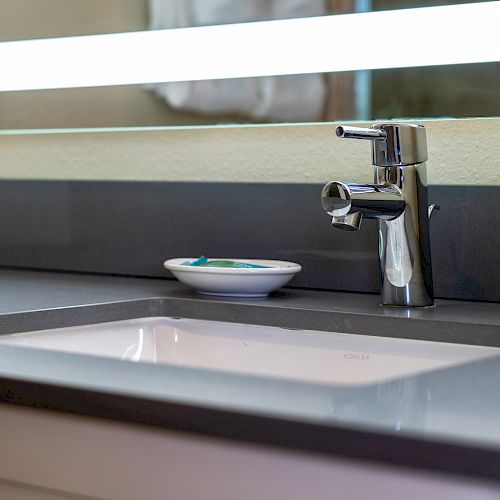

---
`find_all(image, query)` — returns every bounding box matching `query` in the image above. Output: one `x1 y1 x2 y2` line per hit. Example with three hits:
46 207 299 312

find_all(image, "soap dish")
163 258 302 297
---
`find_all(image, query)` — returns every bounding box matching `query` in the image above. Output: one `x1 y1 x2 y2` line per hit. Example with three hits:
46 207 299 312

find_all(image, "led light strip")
0 1 499 91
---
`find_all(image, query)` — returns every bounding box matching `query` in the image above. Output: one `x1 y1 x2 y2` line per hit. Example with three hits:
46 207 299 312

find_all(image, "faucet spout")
331 213 363 231
321 181 405 225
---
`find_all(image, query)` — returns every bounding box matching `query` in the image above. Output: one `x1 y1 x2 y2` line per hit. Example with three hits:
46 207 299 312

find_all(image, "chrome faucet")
321 123 434 307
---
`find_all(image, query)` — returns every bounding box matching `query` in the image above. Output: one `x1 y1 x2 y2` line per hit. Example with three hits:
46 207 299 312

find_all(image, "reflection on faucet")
322 123 434 307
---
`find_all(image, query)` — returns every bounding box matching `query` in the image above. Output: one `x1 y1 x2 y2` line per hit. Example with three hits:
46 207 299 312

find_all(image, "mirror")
0 0 498 129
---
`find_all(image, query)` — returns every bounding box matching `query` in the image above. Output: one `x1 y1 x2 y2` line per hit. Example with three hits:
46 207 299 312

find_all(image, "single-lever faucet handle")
335 126 387 141
336 123 428 167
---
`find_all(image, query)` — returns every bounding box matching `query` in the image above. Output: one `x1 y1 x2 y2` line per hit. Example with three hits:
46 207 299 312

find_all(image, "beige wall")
0 118 498 185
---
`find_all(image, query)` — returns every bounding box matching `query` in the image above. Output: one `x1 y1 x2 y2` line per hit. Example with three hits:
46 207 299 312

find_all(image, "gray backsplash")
0 181 497 302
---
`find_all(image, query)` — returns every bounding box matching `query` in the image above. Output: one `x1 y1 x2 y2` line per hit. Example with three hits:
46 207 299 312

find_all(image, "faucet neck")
375 161 426 188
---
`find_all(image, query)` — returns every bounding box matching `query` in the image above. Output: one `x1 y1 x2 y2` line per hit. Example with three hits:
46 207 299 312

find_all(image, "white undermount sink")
0 317 497 386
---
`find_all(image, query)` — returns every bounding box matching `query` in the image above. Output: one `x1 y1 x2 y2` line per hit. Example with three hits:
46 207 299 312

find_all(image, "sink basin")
0 317 497 386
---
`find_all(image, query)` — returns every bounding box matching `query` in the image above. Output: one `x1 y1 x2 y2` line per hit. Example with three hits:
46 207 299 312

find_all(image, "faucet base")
379 303 436 310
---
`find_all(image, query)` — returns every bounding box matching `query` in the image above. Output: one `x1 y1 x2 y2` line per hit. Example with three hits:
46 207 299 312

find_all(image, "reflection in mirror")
0 0 498 129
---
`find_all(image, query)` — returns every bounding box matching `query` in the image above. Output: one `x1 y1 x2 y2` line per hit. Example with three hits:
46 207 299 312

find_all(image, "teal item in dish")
182 256 271 269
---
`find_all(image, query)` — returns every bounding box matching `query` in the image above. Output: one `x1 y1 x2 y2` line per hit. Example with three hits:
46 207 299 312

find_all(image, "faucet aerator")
332 213 362 231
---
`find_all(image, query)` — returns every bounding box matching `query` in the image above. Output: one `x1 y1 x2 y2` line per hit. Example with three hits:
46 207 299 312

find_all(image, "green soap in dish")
182 256 271 268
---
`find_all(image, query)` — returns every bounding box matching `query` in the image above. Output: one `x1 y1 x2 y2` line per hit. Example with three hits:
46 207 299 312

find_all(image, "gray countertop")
1 269 500 482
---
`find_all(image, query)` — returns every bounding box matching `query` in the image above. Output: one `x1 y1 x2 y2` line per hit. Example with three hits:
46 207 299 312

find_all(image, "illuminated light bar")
0 1 498 91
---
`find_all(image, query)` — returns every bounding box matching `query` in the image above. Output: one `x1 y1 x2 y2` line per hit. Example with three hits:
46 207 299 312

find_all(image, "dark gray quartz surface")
2 269 500 482
1 269 500 344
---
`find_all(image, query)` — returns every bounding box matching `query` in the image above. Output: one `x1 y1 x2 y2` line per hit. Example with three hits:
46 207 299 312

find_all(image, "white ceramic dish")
163 258 302 297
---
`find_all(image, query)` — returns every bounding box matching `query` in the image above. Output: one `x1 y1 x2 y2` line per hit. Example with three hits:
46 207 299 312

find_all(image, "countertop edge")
2 375 500 484
2 292 500 347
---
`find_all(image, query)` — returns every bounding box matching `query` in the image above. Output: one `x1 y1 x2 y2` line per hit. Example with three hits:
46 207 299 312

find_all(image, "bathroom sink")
0 317 497 386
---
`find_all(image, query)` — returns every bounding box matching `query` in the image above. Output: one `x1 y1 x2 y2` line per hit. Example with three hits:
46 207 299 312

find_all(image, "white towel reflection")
148 0 327 121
